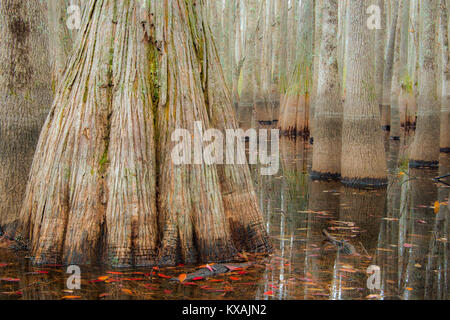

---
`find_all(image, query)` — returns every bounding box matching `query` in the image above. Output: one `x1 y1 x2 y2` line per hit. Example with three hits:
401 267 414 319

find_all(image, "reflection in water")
0 134 448 300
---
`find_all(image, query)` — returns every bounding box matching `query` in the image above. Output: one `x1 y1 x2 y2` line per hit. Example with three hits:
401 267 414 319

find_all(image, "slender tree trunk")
390 0 403 140
278 0 314 137
439 0 450 152
311 0 342 180
381 0 400 131
0 0 52 232
14 0 271 267
341 0 388 187
409 0 440 167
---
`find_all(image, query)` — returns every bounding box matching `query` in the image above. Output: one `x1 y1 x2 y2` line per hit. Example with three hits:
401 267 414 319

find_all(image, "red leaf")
157 273 171 279
264 291 274 295
192 277 204 281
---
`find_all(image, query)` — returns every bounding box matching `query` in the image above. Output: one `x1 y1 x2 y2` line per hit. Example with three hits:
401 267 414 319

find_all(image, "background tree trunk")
0 0 52 232
439 0 450 153
341 0 388 188
381 0 399 131
311 0 342 180
409 0 440 167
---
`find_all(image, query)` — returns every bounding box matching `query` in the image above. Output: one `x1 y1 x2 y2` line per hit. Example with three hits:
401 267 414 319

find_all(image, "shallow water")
0 130 448 300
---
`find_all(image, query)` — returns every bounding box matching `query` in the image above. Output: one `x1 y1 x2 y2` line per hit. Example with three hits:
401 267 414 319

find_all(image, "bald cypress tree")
14 0 271 267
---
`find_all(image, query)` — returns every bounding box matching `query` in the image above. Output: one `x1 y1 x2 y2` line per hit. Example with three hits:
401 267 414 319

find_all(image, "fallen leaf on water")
366 294 381 299
434 201 440 214
121 289 133 295
206 264 215 272
99 293 110 298
157 273 171 279
403 243 413 248
414 264 422 268
106 271 124 275
264 291 274 296
62 296 81 300
0 278 20 282
97 276 109 281
406 287 413 291
229 277 240 281
178 273 187 283
164 290 172 294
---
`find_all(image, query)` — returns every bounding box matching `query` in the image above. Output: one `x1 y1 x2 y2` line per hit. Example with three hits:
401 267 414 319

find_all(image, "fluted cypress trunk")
341 0 388 188
14 0 271 267
311 0 342 180
409 0 440 167
0 0 52 232
47 0 83 88
440 0 450 153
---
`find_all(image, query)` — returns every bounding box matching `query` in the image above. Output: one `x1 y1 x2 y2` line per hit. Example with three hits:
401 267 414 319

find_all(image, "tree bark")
341 0 388 187
278 0 314 137
381 0 399 131
14 0 271 267
0 0 52 232
409 0 440 167
311 0 342 180
439 0 450 153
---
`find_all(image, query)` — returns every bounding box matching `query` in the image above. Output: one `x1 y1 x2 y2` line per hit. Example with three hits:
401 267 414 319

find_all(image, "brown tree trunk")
0 0 52 232
14 0 271 267
341 0 388 187
278 0 314 137
409 0 440 167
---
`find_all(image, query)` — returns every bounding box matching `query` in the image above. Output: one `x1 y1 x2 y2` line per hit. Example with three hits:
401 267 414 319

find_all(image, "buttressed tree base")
12 0 271 267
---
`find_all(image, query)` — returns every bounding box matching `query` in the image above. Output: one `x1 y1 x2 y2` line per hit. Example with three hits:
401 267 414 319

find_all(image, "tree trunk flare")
0 1 52 232
341 0 388 188
409 0 440 167
311 0 342 180
14 0 271 267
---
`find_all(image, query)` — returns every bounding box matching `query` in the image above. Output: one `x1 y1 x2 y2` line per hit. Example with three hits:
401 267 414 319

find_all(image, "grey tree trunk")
439 0 450 152
0 0 52 232
311 0 342 180
381 0 399 131
409 0 440 167
341 0 388 187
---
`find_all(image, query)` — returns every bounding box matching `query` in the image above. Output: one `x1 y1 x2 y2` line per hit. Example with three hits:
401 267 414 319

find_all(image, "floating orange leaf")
121 289 133 295
178 273 187 283
434 201 440 214
97 276 109 281
62 296 81 299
